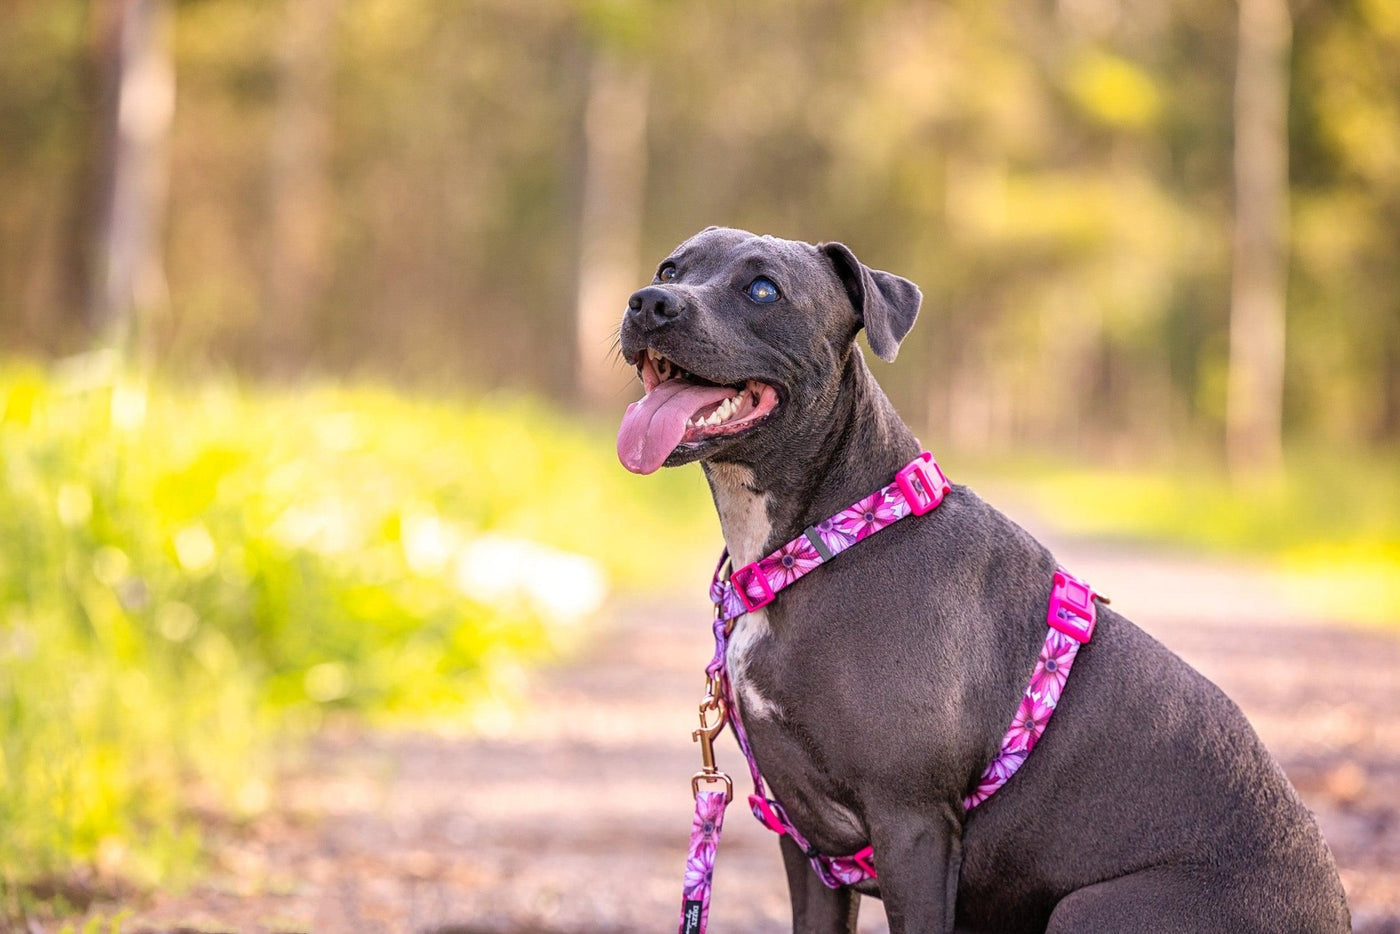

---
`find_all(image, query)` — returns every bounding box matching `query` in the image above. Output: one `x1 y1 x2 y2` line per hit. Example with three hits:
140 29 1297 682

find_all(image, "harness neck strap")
710 451 951 621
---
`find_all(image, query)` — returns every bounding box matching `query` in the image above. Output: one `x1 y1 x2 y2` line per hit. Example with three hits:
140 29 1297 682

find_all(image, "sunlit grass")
0 357 713 905
964 448 1400 626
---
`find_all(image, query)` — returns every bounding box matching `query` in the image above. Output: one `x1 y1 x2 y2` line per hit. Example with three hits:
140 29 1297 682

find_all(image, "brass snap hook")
693 695 727 773
691 696 733 801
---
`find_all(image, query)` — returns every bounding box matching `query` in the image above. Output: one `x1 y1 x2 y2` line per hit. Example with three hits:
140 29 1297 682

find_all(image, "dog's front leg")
867 803 962 934
780 835 860 934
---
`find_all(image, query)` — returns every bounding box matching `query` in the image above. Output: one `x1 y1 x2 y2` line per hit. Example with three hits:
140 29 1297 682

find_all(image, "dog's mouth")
617 349 781 475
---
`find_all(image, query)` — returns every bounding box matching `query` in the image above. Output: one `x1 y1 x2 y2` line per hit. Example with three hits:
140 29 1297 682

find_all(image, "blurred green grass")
0 358 713 901
967 450 1400 626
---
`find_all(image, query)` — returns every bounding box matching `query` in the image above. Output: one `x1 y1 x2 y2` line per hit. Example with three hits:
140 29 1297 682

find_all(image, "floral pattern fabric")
823 852 876 886
961 626 1083 809
678 790 728 933
766 537 822 589
834 490 908 541
712 466 925 623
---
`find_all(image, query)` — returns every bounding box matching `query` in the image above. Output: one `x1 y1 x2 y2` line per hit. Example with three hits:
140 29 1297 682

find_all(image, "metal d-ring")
691 769 734 802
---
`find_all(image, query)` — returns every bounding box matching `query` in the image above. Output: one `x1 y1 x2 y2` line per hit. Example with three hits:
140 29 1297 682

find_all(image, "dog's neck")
703 349 920 565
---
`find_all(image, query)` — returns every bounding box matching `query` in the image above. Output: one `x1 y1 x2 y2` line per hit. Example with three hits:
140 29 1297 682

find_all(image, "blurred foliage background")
4 0 1400 454
0 0 1398 911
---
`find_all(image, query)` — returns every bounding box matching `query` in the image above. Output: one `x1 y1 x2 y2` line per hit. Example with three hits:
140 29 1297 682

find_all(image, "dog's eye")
657 264 678 282
746 277 780 304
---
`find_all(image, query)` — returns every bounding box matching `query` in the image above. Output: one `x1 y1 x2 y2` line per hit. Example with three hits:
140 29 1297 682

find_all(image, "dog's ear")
819 242 922 362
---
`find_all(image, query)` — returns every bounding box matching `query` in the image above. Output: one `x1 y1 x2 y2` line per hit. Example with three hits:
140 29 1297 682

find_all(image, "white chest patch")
706 463 782 721
707 462 770 568
727 606 780 719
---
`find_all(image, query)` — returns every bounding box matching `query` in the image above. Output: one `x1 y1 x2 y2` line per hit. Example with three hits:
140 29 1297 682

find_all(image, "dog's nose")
627 286 684 330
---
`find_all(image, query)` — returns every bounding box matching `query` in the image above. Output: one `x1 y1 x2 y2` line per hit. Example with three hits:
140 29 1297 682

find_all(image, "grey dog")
616 226 1350 933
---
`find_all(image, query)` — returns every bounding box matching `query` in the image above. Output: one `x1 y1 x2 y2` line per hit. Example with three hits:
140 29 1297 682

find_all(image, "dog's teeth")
648 348 661 363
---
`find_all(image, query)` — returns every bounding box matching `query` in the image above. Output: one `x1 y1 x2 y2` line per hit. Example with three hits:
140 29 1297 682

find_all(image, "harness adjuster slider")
750 795 788 835
895 451 951 516
1047 569 1097 643
732 562 776 611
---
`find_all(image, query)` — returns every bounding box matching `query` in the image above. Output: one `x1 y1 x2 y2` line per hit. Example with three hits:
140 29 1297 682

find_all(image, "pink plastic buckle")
732 562 776 612
851 846 877 877
1047 569 1096 643
749 794 788 835
894 452 951 516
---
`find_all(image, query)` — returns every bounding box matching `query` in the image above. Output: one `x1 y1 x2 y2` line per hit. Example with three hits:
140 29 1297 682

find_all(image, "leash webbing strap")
678 789 728 934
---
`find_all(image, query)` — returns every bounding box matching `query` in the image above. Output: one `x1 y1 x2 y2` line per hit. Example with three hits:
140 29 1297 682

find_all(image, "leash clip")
691 695 733 802
693 695 727 772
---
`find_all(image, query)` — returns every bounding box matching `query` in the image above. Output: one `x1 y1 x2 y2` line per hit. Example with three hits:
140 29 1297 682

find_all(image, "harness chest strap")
677 452 1102 932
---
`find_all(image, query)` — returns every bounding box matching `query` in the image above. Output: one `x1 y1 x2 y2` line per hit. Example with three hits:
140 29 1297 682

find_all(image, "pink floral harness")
678 452 1102 934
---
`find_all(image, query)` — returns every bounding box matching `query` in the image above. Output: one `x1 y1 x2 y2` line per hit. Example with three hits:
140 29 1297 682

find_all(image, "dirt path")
101 535 1399 934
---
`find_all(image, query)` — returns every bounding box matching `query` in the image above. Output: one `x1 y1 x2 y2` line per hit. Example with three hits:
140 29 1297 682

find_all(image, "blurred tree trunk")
263 0 341 375
1385 342 1400 441
574 52 649 407
89 0 174 364
1226 0 1291 476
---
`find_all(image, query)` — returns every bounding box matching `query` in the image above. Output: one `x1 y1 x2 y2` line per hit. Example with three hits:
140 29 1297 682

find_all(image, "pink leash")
679 789 727 933
677 452 1102 933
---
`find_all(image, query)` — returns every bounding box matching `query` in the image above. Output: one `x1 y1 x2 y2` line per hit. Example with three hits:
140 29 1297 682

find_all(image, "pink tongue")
617 380 736 474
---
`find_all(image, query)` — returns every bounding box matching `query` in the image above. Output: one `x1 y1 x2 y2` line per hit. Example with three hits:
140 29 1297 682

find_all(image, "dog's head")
616 227 921 474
